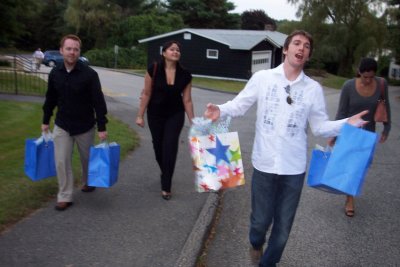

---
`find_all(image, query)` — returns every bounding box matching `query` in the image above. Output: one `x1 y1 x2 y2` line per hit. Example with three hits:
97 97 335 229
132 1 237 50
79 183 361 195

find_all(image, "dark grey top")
335 77 391 135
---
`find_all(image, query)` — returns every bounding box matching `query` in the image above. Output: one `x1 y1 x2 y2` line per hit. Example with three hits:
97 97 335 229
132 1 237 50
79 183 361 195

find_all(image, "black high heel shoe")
161 191 171 200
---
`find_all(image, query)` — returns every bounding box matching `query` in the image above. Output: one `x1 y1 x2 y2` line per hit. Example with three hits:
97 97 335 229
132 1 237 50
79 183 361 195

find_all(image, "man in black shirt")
42 34 108 211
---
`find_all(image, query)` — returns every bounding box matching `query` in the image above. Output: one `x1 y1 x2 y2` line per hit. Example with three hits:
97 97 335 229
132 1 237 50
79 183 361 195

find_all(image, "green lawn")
122 69 247 93
0 100 138 232
0 70 48 95
127 69 345 93
320 73 348 89
192 77 246 93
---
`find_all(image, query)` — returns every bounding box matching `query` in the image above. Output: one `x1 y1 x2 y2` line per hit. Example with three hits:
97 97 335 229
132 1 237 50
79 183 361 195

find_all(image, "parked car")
42 50 89 67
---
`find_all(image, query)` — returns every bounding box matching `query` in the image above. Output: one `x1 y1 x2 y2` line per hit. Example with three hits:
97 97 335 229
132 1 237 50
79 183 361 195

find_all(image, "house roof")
138 28 288 50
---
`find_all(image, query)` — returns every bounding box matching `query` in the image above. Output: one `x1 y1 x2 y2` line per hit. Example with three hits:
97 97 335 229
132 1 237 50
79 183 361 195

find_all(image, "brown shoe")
249 245 263 265
55 202 73 211
81 184 96 192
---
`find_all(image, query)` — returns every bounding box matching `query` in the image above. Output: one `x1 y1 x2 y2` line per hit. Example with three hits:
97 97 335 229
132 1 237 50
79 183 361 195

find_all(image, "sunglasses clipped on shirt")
284 85 293 105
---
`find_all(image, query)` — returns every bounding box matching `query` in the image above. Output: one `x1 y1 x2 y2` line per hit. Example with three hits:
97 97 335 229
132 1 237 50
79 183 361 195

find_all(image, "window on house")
391 68 397 78
184 33 191 40
207 49 219 59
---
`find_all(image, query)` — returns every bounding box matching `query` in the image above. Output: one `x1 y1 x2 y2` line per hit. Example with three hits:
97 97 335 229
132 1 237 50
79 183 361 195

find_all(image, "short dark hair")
283 30 314 58
358 57 377 73
60 34 82 48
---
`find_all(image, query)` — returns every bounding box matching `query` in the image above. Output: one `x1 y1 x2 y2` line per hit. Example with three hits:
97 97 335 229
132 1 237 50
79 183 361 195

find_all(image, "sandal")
345 208 355 217
345 196 355 217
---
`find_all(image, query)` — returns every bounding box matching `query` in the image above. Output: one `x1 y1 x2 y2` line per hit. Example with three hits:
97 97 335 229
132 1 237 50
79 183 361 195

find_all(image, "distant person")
136 40 194 200
328 57 391 217
42 34 108 211
32 48 44 71
203 30 368 267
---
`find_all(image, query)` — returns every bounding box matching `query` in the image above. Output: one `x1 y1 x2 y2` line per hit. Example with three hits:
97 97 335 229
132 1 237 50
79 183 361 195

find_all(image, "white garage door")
251 50 272 73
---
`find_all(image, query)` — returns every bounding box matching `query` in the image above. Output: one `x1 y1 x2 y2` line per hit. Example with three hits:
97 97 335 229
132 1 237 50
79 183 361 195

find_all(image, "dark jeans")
249 168 305 266
147 111 184 193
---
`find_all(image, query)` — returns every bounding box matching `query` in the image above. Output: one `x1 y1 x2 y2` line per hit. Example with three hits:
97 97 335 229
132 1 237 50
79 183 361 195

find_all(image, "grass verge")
127 68 345 93
192 77 246 93
0 70 48 95
320 73 348 89
0 100 139 233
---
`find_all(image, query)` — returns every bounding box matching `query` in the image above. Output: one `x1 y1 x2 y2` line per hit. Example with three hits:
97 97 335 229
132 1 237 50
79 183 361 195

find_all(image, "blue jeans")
249 168 305 267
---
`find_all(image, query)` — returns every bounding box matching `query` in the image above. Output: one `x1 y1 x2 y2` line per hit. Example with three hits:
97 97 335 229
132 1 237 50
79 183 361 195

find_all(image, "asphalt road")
0 66 399 266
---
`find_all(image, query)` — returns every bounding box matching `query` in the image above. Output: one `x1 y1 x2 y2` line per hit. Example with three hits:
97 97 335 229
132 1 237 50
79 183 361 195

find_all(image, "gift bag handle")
95 140 109 148
42 131 53 143
34 131 53 145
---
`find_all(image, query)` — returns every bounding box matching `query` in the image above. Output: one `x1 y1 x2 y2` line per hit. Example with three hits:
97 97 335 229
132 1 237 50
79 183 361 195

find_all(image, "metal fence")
0 54 48 95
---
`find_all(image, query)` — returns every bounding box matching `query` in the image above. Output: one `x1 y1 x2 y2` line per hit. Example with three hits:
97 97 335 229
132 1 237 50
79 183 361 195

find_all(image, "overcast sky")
230 0 299 21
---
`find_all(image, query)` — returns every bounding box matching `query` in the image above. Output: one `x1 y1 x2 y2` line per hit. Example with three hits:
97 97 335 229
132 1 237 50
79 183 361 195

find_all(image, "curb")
175 192 219 267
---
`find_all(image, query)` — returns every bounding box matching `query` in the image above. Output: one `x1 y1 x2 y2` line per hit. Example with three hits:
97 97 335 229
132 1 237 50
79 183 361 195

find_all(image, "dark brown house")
139 28 287 80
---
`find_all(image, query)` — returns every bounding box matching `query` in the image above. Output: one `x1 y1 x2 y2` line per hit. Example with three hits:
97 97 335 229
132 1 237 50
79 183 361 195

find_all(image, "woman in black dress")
136 41 194 200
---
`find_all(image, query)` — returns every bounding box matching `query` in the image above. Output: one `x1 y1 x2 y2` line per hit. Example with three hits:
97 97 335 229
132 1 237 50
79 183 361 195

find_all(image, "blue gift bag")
24 134 56 181
307 150 347 195
307 124 378 196
88 142 120 188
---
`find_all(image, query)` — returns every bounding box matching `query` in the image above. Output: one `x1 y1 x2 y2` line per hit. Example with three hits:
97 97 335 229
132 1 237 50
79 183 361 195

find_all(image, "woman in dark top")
328 57 391 217
136 40 194 200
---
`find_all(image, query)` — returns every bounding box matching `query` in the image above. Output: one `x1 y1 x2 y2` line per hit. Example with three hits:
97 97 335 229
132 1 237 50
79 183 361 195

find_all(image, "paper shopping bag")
307 149 347 194
88 142 120 188
24 134 56 181
189 132 245 192
307 124 378 196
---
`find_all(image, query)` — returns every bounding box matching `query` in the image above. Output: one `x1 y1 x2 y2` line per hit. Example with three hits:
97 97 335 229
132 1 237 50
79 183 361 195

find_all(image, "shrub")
85 46 146 69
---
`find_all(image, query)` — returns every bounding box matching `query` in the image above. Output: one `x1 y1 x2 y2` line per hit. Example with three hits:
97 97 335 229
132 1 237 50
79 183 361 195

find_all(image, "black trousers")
147 111 185 192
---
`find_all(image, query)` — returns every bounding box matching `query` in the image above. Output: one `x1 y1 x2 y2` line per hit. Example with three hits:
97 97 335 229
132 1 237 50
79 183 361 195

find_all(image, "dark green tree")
30 0 68 50
385 0 400 64
0 0 42 48
109 12 184 47
276 20 303 35
241 9 277 31
64 0 123 49
109 0 149 16
0 0 18 47
166 0 240 29
288 0 387 76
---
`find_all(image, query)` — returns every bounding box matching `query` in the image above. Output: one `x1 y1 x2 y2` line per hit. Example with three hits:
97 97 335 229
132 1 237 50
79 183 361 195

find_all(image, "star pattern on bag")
206 137 230 164
230 148 242 164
